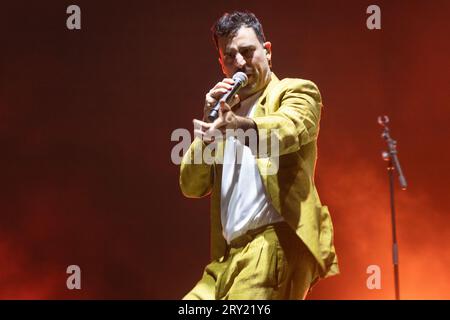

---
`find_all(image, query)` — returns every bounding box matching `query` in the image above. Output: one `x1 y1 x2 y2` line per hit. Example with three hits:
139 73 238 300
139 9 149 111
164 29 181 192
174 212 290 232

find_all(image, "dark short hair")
211 11 266 50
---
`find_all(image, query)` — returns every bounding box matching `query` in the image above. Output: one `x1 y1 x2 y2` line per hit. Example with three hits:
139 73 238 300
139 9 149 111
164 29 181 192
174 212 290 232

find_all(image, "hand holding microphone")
195 71 253 144
203 72 248 122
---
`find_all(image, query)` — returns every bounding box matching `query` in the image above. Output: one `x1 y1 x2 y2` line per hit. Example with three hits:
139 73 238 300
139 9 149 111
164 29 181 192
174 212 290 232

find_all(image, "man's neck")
234 87 264 117
239 72 272 102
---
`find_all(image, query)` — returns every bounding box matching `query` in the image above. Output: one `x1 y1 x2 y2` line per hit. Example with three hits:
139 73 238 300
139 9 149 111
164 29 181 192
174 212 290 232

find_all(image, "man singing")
179 11 339 300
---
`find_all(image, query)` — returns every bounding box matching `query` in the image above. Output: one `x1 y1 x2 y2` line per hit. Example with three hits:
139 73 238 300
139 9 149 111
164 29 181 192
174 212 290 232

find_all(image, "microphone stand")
378 115 407 300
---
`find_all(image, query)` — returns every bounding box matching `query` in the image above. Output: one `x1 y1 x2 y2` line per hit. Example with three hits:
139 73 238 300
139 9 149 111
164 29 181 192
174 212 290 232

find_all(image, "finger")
207 80 235 101
218 101 223 118
208 88 230 100
208 81 234 96
194 129 205 138
193 119 212 131
221 78 235 85
217 102 227 120
219 100 231 112
220 127 232 136
193 118 210 126
213 82 234 90
209 89 230 98
194 127 217 142
205 124 226 140
205 94 217 108
230 94 240 108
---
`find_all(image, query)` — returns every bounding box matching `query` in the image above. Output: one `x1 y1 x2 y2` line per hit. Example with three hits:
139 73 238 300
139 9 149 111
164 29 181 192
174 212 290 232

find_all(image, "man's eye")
241 49 254 58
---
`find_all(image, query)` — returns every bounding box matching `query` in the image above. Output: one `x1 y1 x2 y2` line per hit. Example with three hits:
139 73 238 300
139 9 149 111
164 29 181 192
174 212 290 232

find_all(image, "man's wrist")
233 116 258 149
235 115 256 131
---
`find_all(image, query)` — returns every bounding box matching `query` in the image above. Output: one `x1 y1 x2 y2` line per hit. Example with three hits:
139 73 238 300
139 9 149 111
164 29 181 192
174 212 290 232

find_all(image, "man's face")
218 27 272 99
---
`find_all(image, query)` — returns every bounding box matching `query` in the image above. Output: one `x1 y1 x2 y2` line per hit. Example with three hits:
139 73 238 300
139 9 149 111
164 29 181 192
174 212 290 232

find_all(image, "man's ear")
263 42 272 67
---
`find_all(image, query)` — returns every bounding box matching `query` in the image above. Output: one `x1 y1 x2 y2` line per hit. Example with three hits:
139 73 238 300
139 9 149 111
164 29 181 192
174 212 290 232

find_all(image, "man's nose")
234 53 246 69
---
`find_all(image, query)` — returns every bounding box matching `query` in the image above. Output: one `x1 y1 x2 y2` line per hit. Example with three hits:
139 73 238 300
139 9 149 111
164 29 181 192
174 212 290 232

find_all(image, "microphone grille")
232 72 248 87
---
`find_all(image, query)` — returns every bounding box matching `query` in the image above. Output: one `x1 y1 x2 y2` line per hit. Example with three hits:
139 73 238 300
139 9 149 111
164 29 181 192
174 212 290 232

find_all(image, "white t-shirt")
220 91 284 244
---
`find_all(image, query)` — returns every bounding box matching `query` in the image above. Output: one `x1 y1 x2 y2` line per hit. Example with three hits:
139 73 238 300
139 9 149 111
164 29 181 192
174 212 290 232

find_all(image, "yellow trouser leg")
183 224 319 300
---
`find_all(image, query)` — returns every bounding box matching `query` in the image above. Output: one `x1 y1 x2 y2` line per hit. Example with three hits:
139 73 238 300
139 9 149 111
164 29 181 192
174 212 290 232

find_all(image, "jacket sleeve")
179 136 214 198
252 79 323 157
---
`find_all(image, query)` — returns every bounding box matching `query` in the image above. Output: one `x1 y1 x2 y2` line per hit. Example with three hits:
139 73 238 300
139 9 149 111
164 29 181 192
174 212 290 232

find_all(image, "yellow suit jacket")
179 73 339 279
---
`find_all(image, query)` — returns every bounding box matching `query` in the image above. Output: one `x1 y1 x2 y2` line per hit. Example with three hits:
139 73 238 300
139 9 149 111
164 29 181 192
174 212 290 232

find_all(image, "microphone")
208 72 248 122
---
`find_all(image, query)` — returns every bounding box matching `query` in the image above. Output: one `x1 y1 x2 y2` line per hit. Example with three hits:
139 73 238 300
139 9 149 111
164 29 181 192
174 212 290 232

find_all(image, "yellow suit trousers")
183 223 319 300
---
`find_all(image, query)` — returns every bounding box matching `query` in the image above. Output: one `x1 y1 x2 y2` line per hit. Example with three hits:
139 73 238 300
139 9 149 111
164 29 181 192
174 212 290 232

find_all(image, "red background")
1 0 449 299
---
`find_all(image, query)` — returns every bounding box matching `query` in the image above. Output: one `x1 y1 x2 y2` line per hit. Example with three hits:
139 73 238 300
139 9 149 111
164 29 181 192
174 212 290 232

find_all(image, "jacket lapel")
251 72 280 119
